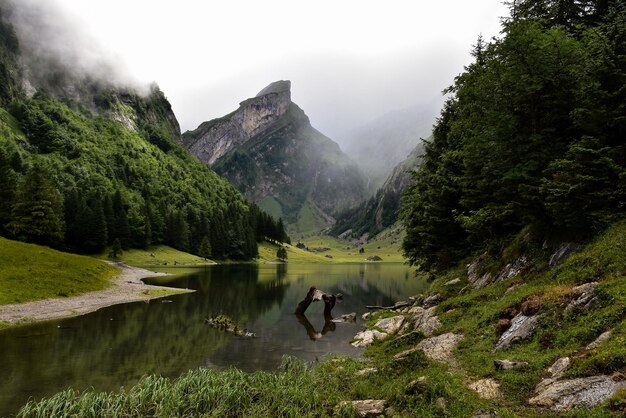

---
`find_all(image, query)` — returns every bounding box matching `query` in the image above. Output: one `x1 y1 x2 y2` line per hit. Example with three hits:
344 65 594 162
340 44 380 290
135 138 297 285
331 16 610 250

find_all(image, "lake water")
0 263 427 417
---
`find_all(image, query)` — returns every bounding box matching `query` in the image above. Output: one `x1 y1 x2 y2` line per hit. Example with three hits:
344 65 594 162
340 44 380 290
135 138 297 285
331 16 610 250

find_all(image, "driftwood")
295 287 343 315
365 301 412 311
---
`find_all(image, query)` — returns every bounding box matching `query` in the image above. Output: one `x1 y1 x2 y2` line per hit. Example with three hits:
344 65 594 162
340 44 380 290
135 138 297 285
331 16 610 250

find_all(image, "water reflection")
0 263 426 417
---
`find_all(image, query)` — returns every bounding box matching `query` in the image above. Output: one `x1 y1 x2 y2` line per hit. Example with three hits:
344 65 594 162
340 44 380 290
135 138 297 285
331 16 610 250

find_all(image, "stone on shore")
494 314 538 351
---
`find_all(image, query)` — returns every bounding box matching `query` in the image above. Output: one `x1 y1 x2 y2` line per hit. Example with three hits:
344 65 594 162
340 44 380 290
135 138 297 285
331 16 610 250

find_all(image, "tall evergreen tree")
0 148 17 235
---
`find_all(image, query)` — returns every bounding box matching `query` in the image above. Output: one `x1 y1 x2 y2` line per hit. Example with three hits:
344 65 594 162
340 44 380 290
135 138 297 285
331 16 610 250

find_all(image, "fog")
5 0 509 141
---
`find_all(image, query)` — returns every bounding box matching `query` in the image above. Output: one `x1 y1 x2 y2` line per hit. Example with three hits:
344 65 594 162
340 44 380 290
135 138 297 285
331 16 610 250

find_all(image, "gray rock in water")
422 294 443 308
332 312 357 323
339 400 386 417
549 243 581 267
529 375 626 411
585 330 612 351
416 333 464 362
494 359 529 370
494 314 538 351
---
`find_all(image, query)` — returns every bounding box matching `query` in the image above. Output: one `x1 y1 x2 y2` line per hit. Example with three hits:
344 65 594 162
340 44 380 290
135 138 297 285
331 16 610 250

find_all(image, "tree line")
0 93 289 260
401 0 626 269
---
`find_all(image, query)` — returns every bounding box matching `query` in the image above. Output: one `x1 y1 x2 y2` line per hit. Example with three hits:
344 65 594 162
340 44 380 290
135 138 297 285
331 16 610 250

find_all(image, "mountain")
331 141 425 240
0 2 288 260
337 103 436 192
182 80 366 234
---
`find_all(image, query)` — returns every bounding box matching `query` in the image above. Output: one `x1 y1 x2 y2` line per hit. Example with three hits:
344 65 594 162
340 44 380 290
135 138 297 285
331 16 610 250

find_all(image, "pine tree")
0 148 18 235
276 246 287 262
198 235 212 259
9 163 64 246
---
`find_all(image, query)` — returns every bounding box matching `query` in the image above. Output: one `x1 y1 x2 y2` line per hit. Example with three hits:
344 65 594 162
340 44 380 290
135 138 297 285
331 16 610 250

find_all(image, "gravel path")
0 262 194 326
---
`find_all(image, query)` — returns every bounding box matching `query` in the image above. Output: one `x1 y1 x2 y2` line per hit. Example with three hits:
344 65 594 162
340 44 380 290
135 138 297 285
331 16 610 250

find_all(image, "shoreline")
0 262 194 328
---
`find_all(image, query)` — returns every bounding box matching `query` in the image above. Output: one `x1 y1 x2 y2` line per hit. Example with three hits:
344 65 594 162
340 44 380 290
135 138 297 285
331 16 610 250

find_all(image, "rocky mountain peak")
256 80 291 97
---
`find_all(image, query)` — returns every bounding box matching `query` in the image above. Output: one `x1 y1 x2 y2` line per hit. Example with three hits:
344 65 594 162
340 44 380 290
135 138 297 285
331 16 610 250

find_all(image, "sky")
28 0 509 139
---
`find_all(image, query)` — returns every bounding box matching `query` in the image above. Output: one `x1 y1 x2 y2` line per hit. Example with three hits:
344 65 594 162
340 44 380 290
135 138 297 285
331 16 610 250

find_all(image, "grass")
0 237 118 305
257 241 332 264
95 245 215 268
298 232 405 263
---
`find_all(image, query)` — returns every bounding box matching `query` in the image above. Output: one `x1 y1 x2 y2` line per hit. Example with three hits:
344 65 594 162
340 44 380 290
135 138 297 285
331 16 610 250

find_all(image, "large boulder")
529 375 626 411
407 306 441 336
416 333 464 362
375 315 405 334
351 329 388 347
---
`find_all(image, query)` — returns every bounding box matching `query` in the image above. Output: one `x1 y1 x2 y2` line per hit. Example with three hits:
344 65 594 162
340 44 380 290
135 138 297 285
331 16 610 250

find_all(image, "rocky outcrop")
468 379 502 399
351 315 405 347
351 329 388 348
416 333 464 362
565 282 600 315
467 253 528 289
406 306 441 336
529 375 626 411
375 316 405 334
494 314 538 351
549 243 581 267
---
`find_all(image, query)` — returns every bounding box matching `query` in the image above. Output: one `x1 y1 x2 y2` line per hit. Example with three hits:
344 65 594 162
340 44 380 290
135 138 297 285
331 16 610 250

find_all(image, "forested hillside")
402 0 626 269
0 2 287 260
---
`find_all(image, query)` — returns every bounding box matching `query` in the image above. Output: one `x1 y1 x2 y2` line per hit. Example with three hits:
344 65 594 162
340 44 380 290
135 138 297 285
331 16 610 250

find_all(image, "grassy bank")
0 237 118 305
96 245 216 268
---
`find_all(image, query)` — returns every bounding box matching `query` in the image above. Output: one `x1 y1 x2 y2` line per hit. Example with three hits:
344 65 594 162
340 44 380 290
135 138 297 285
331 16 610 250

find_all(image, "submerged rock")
494 314 538 351
332 312 357 323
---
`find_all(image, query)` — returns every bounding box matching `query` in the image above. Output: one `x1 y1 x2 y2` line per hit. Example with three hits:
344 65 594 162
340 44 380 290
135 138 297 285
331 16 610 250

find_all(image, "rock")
472 409 500 418
422 293 443 308
361 312 371 321
405 376 429 394
494 314 538 351
529 375 626 411
445 278 461 286
435 397 447 414
521 296 543 316
504 284 520 295
375 315 405 334
351 329 388 347
495 256 528 283
586 330 612 350
355 367 377 377
565 282 601 315
495 318 511 335
332 312 357 323
548 357 571 379
416 333 464 362
494 359 529 370
549 243 581 267
408 306 441 336
340 400 386 417
468 379 501 399
366 256 382 261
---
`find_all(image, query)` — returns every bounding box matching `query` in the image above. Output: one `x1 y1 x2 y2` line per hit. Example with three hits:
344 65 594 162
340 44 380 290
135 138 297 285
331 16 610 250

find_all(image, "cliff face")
331 141 424 239
182 81 366 233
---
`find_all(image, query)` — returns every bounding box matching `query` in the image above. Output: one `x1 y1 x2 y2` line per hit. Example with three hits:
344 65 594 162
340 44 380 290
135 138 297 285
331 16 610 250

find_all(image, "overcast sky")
39 0 508 138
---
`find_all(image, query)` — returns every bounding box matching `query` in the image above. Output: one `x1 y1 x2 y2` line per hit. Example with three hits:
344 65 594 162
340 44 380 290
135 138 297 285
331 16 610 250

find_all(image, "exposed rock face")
548 357 571 379
182 81 365 231
529 375 626 411
468 253 528 289
494 314 538 351
549 243 581 267
374 316 405 334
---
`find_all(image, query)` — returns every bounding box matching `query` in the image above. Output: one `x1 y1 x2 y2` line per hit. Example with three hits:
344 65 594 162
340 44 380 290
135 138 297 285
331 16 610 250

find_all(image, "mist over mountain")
182 81 367 234
337 102 437 192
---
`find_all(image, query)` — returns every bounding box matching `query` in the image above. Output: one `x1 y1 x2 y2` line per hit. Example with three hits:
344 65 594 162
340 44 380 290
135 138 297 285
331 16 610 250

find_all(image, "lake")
0 263 427 417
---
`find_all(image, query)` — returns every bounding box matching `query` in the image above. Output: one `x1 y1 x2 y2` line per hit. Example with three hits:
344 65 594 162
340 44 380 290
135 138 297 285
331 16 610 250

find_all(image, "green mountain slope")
0 2 288 260
182 81 366 234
